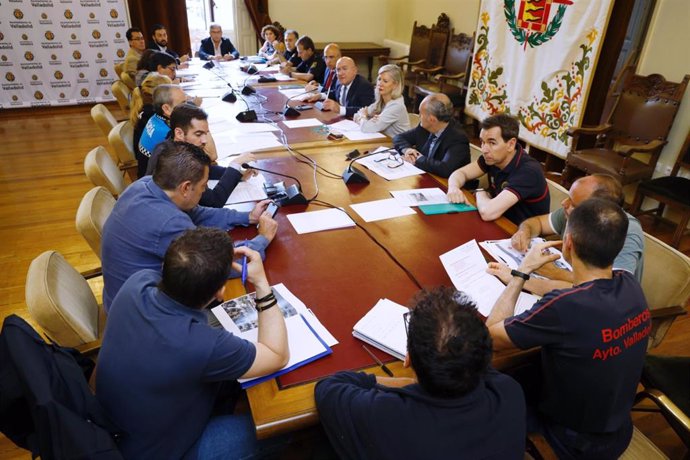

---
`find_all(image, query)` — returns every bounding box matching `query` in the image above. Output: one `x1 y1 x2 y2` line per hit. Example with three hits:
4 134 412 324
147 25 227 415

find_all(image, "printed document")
286 208 356 234
353 298 409 361
350 198 416 222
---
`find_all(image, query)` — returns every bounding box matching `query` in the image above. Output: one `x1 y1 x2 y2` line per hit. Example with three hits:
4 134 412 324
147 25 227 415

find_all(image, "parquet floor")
0 104 687 458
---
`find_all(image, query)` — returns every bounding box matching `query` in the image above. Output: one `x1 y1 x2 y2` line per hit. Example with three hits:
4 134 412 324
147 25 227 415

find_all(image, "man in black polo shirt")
447 113 549 224
487 198 650 459
315 287 526 459
279 35 325 83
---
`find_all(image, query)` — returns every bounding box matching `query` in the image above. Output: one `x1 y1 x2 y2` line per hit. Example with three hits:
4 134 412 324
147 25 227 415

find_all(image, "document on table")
353 298 409 361
286 208 356 234
207 173 267 205
439 240 539 317
355 147 425 181
343 131 386 141
211 283 337 389
327 119 360 132
350 198 416 223
390 188 449 206
213 133 283 162
479 238 572 272
282 118 324 129
279 88 310 99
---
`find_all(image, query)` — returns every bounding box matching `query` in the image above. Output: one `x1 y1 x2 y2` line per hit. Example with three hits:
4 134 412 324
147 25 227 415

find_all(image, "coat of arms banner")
465 0 614 158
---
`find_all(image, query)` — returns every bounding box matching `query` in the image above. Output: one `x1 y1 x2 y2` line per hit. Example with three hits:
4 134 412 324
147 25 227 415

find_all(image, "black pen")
362 345 394 377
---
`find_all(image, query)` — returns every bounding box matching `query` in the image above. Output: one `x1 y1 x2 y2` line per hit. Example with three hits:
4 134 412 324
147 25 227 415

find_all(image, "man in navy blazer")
323 57 374 117
198 24 239 61
148 23 188 66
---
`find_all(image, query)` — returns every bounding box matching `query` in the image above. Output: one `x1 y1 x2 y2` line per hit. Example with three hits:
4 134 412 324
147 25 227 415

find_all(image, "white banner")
0 0 130 108
465 0 613 158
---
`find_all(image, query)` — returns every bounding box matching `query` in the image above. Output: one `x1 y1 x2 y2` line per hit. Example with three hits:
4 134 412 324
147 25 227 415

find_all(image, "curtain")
127 0 191 57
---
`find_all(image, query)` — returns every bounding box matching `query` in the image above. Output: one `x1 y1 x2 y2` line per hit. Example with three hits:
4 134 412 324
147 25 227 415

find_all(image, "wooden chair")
413 32 474 115
90 103 119 139
120 71 136 91
108 121 138 181
407 112 420 127
631 129 690 248
76 186 116 261
111 79 131 115
563 69 689 187
25 251 105 353
84 146 127 197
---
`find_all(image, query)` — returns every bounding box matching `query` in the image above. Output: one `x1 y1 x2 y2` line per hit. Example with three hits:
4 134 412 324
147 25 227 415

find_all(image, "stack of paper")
390 188 449 206
353 299 409 360
439 240 539 317
355 147 425 180
211 283 337 388
207 173 268 205
479 238 572 272
286 208 356 234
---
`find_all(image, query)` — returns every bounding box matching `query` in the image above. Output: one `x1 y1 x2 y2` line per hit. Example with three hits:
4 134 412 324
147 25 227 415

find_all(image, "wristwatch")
510 269 530 281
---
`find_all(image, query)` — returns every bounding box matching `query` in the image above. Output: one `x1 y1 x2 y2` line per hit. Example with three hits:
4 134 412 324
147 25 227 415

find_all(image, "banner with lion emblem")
0 1 129 108
465 0 613 158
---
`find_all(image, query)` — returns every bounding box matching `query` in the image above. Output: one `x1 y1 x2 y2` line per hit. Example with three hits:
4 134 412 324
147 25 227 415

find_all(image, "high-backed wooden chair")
563 70 689 187
413 31 474 114
90 103 119 139
25 251 105 352
378 20 433 71
84 146 127 197
111 80 131 114
107 121 137 181
631 128 690 248
76 187 116 260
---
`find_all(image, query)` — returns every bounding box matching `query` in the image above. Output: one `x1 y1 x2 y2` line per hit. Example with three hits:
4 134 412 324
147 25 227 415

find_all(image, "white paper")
439 240 541 317
286 208 356 234
390 188 450 207
279 88 310 99
282 118 324 129
350 198 416 223
353 298 409 360
223 174 268 204
185 88 231 98
479 238 572 272
213 133 283 162
355 148 425 181
343 131 387 141
327 119 361 132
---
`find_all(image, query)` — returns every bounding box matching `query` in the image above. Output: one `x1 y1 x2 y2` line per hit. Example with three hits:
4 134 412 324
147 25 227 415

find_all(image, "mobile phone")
266 202 279 217
327 132 344 140
295 104 313 111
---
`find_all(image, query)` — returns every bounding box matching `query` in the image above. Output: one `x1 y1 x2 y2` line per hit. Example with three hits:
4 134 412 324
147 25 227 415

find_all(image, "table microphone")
342 148 397 185
241 163 308 205
202 60 238 103
283 87 319 118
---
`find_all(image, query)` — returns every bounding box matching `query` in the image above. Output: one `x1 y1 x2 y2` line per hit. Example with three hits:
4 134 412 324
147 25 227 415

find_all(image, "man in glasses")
315 287 526 459
393 93 471 178
124 27 146 79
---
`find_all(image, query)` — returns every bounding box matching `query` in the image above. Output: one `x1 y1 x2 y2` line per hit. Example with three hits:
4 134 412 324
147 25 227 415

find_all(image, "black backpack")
0 314 123 459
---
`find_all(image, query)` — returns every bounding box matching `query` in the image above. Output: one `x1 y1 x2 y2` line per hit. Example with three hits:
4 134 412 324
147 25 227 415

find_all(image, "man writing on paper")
97 227 289 459
486 198 650 459
487 174 644 295
315 287 526 459
304 43 341 101
101 142 277 311
198 23 240 61
145 104 256 208
393 93 471 178
446 113 549 224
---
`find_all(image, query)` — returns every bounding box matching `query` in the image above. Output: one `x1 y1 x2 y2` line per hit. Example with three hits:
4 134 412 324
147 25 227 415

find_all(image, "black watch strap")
510 269 530 281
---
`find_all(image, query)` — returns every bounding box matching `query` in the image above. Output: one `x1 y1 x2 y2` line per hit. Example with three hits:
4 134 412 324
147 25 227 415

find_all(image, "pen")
362 345 394 377
241 256 248 286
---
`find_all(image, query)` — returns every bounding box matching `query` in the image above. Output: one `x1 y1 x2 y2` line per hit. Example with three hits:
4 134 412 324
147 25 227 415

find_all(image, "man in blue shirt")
97 227 289 458
101 141 277 311
487 199 650 459
315 287 526 459
447 113 550 224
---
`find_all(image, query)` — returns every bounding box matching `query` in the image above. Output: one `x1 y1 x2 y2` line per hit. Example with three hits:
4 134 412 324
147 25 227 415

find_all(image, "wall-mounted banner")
0 0 130 108
465 0 613 158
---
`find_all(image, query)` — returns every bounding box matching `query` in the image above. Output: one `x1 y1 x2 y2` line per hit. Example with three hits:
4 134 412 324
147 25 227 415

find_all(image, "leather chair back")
90 103 118 139
76 187 116 260
444 32 474 77
111 80 131 113
546 179 569 214
108 120 135 165
25 251 100 347
84 146 126 197
409 21 432 64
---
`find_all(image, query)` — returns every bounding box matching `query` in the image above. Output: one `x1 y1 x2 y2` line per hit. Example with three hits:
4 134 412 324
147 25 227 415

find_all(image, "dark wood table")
315 42 390 81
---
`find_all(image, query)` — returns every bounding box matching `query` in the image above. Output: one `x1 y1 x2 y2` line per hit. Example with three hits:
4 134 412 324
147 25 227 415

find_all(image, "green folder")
419 203 477 215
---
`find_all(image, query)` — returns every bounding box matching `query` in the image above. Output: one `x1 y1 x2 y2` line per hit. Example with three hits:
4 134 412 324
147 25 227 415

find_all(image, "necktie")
323 70 334 94
424 134 439 157
340 85 348 106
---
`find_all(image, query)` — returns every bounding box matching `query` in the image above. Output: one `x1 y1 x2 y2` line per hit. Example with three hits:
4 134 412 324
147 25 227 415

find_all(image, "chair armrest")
380 54 409 63
75 338 102 356
650 305 687 320
437 72 466 82
80 267 102 280
636 388 690 435
526 432 559 460
617 139 667 154
396 58 426 68
566 124 613 137
413 65 445 76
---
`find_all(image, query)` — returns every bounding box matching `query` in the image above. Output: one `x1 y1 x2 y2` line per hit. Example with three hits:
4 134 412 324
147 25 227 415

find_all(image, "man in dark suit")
198 24 239 61
393 93 471 178
323 57 375 117
148 23 188 67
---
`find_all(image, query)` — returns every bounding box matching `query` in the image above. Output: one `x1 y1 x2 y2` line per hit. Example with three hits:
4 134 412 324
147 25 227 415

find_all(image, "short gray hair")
425 95 453 122
153 84 181 116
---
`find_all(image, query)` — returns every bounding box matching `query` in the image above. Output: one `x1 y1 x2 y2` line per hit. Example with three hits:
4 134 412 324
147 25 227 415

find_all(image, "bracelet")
473 188 485 194
255 299 277 312
510 269 530 281
255 290 275 304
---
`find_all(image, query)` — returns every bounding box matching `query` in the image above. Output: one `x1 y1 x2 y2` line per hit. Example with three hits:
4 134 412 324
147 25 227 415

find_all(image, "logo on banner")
80 88 90 97
25 52 34 61
504 0 573 49
45 31 55 40
19 33 33 46
0 33 4 41
13 9 24 19
3 73 25 93
92 30 101 39
61 9 80 28
73 50 81 60
40 12 53 25
110 9 118 18
99 68 108 77
64 9 73 19
34 91 44 100
116 49 125 58
6 72 15 82
10 8 33 28
54 70 64 80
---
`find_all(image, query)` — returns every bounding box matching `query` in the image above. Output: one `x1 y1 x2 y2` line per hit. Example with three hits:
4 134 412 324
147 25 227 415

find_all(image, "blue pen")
241 256 248 286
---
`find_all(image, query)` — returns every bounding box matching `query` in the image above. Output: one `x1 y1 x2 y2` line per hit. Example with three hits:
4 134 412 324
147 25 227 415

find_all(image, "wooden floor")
0 104 688 458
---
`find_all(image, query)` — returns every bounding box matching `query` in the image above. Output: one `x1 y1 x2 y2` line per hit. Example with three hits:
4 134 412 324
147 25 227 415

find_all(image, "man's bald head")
335 56 358 86
323 43 342 69
421 93 454 124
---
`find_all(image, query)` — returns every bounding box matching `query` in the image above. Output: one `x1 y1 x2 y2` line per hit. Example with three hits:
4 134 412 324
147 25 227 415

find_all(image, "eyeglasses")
166 64 178 71
374 153 404 169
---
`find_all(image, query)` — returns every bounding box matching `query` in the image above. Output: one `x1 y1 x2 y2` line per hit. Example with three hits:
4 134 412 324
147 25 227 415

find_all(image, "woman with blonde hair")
354 64 410 137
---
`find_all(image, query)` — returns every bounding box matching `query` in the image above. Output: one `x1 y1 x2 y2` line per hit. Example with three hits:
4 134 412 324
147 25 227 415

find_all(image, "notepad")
419 203 478 215
353 299 409 361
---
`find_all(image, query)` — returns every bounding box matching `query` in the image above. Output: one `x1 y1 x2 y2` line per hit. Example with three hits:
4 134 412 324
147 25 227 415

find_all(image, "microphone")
342 148 397 185
201 60 238 103
283 87 319 118
241 163 308 205
240 64 258 74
